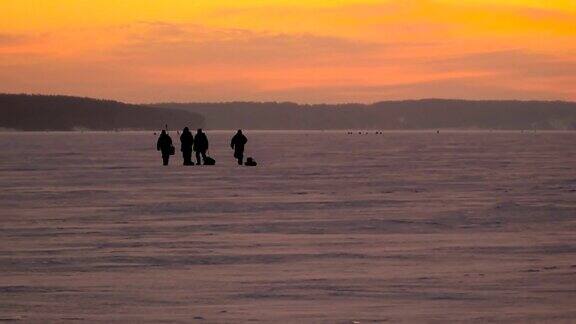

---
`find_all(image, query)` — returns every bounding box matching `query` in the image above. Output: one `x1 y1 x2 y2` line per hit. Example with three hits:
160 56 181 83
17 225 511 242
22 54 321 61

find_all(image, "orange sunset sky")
1 0 575 103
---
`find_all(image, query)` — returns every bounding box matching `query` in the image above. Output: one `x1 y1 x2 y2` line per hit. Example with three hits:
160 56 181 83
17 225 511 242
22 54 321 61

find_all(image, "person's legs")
195 151 202 165
183 150 192 165
162 153 169 166
201 151 207 164
237 152 244 165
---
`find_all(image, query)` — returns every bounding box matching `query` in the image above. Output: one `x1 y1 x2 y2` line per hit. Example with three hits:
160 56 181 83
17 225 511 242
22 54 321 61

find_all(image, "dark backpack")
245 157 257 166
204 156 216 165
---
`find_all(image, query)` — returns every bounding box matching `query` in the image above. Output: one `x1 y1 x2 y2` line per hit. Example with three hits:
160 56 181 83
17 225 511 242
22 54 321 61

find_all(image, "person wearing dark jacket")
193 129 209 165
230 129 248 165
180 127 194 165
156 130 173 166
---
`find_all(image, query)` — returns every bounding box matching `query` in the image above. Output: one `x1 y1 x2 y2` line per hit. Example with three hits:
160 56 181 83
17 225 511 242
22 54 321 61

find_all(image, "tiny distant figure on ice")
194 129 215 165
180 127 194 166
156 130 174 166
230 129 248 165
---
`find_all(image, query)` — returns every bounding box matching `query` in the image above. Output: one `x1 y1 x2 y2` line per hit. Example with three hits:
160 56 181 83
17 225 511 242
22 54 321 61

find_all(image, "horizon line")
2 92 575 106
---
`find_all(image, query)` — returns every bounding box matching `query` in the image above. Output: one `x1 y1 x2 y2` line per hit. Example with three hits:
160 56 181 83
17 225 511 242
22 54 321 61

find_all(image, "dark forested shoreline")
153 99 576 130
0 94 204 131
2 94 576 131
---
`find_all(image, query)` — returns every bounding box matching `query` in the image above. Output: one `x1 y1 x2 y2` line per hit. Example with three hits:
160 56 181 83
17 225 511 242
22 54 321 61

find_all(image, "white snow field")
0 131 575 323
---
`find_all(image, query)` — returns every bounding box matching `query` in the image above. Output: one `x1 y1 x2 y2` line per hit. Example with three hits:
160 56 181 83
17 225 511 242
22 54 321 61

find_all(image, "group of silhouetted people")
157 129 254 167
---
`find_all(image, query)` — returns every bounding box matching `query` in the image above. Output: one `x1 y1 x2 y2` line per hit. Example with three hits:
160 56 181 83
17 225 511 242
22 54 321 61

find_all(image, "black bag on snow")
245 157 257 167
204 156 216 165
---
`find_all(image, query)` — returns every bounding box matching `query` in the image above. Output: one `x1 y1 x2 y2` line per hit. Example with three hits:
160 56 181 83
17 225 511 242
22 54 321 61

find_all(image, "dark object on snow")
245 157 257 167
204 156 216 165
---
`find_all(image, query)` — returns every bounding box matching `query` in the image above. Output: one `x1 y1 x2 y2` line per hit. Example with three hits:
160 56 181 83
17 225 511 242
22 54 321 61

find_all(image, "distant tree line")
2 94 575 131
0 94 204 131
153 99 576 130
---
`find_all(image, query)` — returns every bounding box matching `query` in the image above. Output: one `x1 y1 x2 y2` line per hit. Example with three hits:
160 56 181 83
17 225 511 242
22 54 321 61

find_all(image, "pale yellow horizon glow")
1 0 575 103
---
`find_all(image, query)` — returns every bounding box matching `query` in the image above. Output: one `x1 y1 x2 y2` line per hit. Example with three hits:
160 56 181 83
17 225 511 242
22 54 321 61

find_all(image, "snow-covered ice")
0 131 575 322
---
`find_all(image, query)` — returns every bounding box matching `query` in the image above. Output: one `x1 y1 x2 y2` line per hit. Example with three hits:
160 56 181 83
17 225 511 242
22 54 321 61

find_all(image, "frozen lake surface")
1 131 575 322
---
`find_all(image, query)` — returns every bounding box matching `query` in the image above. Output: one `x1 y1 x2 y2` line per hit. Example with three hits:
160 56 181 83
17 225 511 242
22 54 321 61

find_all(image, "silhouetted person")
156 130 173 166
230 130 248 165
194 129 209 165
180 127 194 165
